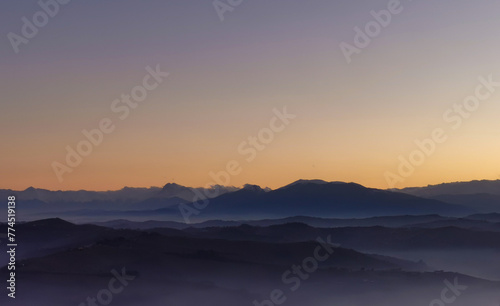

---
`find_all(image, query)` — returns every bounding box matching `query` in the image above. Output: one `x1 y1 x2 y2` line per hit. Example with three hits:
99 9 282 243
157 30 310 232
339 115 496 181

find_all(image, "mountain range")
2 218 500 306
4 179 500 222
396 180 500 212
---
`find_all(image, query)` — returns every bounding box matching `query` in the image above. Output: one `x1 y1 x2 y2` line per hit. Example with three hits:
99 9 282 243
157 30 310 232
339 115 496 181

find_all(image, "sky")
2 0 500 191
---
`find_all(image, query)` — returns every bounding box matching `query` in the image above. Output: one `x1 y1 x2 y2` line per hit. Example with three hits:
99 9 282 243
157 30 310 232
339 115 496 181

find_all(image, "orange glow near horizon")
3 1 500 192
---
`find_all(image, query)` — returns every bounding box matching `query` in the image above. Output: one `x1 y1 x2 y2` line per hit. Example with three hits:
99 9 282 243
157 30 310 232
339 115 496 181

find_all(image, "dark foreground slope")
1 219 500 306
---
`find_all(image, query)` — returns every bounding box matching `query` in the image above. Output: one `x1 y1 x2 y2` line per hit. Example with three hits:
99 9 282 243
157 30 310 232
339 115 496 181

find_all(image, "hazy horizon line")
3 177 500 193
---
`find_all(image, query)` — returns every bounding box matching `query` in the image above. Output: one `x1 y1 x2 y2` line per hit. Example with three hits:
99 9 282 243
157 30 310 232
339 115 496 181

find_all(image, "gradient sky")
2 0 500 191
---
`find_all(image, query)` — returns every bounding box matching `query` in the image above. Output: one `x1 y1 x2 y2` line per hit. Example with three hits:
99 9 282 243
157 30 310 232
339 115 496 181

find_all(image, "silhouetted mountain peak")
242 184 265 192
278 180 366 193
161 183 186 191
286 179 329 187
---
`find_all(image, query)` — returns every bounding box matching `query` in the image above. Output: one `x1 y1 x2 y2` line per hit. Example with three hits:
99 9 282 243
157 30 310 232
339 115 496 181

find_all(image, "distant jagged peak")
23 186 51 193
120 186 159 191
397 179 500 197
241 184 268 193
206 184 240 193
